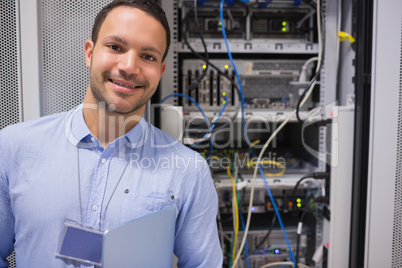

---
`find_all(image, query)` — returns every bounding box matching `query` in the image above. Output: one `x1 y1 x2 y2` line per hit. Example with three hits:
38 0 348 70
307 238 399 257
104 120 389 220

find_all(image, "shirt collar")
65 104 149 148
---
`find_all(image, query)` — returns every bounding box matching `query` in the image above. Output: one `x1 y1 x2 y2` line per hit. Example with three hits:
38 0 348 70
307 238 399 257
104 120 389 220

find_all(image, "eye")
143 54 156 61
108 44 121 51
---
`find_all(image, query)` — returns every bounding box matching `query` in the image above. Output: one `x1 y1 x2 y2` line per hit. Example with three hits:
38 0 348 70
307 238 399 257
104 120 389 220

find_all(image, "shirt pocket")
120 190 175 223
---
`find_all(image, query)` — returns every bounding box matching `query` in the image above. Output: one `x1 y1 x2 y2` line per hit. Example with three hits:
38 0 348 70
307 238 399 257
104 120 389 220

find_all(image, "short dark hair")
91 0 170 61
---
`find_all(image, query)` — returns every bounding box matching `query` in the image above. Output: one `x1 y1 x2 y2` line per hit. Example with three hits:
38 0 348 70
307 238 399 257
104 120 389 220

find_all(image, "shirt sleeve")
173 159 223 268
0 130 16 268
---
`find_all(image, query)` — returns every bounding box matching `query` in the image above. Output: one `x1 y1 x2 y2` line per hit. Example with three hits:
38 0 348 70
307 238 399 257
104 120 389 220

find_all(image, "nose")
117 51 140 77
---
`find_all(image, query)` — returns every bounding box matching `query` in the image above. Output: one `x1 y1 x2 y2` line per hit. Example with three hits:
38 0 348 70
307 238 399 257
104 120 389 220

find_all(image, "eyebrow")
104 35 128 46
141 46 162 57
104 35 162 57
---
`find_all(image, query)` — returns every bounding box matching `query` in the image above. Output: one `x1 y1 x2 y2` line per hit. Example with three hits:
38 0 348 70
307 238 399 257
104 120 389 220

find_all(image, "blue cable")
191 96 229 149
239 208 250 268
207 95 229 155
161 93 209 127
219 0 251 146
162 94 229 150
258 164 296 267
209 95 228 132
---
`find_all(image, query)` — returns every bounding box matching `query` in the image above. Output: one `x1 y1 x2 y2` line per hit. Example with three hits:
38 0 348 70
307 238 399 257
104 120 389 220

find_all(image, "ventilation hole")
1 1 20 130
391 8 402 266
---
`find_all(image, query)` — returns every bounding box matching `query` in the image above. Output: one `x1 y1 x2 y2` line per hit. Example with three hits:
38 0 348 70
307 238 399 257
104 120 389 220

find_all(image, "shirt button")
91 204 98 211
101 158 106 164
91 137 95 142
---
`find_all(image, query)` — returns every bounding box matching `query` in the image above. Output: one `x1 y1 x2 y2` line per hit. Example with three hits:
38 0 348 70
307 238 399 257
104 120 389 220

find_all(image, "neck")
82 96 144 149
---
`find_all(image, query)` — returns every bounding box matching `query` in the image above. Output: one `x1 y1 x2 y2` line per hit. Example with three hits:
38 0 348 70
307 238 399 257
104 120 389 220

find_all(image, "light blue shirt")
0 105 222 268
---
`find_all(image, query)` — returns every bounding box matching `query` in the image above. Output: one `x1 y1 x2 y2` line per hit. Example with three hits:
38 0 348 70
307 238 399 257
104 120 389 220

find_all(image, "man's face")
84 6 167 115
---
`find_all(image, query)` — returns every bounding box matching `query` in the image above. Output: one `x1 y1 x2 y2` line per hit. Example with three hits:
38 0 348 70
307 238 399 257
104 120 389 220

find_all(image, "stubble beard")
89 68 152 116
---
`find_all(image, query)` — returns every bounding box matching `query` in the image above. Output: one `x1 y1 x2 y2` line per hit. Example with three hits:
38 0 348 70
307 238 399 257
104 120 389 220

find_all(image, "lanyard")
76 145 132 230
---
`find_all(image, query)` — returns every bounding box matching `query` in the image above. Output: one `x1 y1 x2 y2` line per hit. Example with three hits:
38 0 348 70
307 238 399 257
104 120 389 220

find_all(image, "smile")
109 79 141 89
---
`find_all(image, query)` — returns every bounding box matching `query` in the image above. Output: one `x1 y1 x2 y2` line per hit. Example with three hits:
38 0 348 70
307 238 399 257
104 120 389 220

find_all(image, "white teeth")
111 80 137 89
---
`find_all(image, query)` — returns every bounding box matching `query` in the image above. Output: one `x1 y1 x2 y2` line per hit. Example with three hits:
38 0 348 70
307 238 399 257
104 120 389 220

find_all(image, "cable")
295 197 329 268
237 172 246 209
296 0 324 123
298 57 319 82
218 8 325 262
259 262 310 268
190 95 229 148
238 209 250 268
299 178 326 197
227 158 239 265
220 0 251 146
217 208 225 250
181 7 241 134
290 172 329 216
187 0 209 92
253 212 277 253
161 93 209 127
250 160 286 177
233 9 324 263
161 94 230 146
259 164 296 266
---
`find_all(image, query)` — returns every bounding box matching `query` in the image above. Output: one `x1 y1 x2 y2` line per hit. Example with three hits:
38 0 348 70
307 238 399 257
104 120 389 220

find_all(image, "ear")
160 62 166 77
84 40 94 68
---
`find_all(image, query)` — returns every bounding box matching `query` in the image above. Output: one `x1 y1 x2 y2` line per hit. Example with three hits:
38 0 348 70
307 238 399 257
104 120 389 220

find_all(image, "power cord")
290 172 330 217
295 196 329 267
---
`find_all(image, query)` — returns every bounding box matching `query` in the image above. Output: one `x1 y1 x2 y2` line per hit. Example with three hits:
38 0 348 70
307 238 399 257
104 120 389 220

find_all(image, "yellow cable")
227 160 239 264
209 155 221 161
249 160 286 177
338 31 355 43
249 139 260 148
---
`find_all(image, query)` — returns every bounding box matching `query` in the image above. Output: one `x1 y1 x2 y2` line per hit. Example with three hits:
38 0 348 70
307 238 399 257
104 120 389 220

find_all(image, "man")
0 0 222 267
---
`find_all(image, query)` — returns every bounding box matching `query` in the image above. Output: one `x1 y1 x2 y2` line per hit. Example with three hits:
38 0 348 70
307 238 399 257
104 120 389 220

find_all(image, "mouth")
109 79 142 89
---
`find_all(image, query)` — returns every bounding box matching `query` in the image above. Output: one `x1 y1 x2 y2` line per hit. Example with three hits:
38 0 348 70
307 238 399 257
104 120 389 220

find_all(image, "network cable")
220 0 251 146
259 164 296 265
181 7 241 134
253 211 277 253
295 197 329 267
296 0 325 123
161 93 209 127
187 0 209 93
290 172 330 217
232 0 324 266
227 159 239 266
161 93 230 146
238 208 250 268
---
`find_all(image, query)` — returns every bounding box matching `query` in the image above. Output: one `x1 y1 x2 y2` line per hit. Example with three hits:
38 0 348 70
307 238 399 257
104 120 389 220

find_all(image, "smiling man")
0 1 222 267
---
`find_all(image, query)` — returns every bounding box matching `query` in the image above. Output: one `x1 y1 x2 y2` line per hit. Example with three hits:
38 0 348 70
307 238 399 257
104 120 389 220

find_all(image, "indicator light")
202 64 206 69
224 64 229 69
282 27 287 32
297 198 301 203
297 203 301 208
274 249 280 254
222 100 226 104
251 206 255 212
282 21 287 26
222 92 226 96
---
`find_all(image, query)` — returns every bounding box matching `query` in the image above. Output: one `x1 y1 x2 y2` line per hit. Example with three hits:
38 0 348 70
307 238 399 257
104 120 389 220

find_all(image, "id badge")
56 221 103 266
